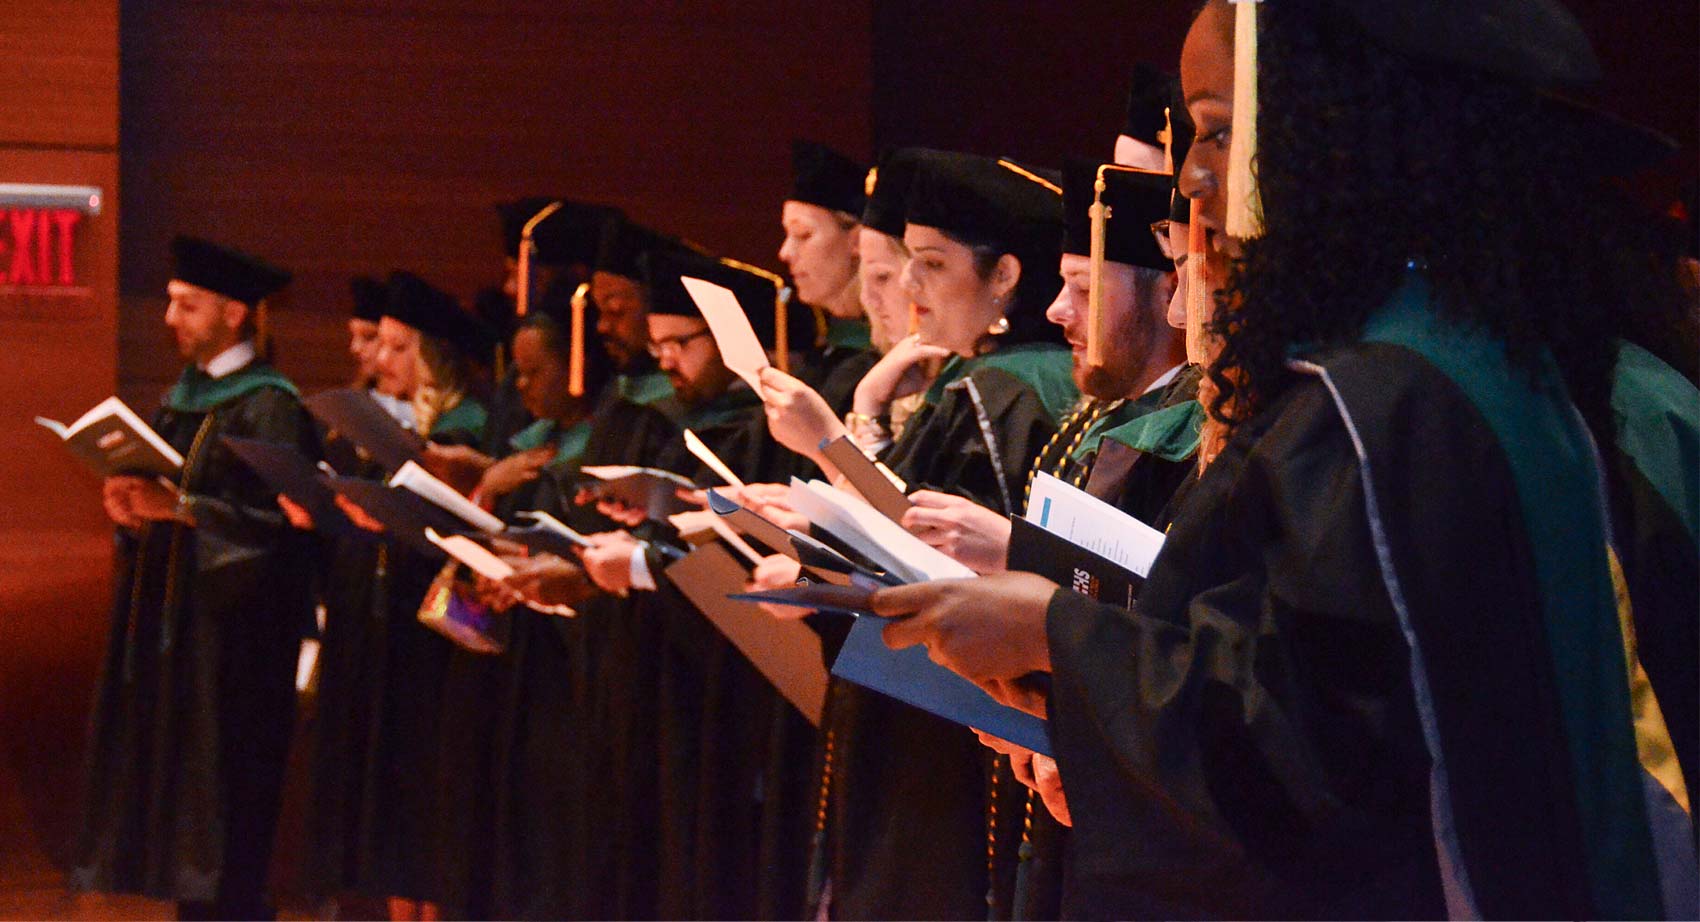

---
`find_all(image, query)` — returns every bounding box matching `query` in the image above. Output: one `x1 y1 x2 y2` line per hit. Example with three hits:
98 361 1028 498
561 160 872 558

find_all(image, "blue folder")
830 614 1053 756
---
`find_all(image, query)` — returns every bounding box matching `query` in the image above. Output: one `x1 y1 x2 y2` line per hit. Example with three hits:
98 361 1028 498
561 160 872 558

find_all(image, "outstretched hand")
871 572 1058 699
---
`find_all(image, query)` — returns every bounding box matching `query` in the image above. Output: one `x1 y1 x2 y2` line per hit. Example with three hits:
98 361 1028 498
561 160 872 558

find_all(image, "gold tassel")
1087 170 1110 367
907 301 920 336
1159 106 1175 175
568 281 589 397
517 200 565 319
1185 198 1212 366
1089 164 1168 368
1226 0 1264 240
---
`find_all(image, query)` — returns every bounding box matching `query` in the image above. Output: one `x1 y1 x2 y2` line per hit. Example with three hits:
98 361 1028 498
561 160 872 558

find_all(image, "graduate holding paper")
73 236 318 920
302 270 496 921
874 0 1695 916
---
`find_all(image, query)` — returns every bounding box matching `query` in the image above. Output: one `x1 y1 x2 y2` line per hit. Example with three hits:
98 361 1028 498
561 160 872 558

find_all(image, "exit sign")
0 183 102 294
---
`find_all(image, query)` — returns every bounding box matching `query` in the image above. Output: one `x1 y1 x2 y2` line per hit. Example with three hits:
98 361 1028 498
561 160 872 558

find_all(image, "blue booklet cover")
830 614 1053 756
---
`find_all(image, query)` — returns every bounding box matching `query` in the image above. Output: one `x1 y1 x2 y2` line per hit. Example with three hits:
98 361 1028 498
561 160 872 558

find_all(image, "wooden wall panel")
119 0 875 408
0 0 119 148
0 3 120 901
870 1 1697 204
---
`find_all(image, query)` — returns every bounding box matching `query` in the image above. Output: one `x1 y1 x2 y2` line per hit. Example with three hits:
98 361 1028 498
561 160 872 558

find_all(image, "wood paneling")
871 0 1697 204
0 0 119 149
0 3 120 899
119 0 874 406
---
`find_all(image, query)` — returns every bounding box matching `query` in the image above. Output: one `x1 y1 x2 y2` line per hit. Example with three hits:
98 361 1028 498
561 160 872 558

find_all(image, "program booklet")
36 396 183 479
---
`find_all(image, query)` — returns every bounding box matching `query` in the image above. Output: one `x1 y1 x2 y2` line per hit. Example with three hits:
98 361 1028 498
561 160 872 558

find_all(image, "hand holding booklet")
37 396 183 479
577 465 699 521
761 477 1048 751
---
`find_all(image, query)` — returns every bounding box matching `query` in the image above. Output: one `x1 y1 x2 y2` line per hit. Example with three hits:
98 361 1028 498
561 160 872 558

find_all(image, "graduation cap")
1119 64 1179 151
642 246 813 373
862 147 950 239
498 198 621 266
594 217 682 282
1223 0 1603 240
791 140 868 216
383 270 499 361
1064 162 1175 366
1062 160 1172 269
350 274 386 322
170 235 291 306
903 152 1065 258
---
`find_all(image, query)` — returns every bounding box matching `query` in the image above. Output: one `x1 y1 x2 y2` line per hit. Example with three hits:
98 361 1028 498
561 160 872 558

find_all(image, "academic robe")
300 398 487 907
1045 273 1684 919
564 371 688 921
72 360 318 914
633 383 810 920
990 371 1204 921
816 344 1078 921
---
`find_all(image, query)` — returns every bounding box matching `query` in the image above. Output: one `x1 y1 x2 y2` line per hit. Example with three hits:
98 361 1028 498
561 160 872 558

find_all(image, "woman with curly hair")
872 0 1696 917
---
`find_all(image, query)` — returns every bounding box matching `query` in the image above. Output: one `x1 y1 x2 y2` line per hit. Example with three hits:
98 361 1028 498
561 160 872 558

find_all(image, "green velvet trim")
1611 341 1699 542
1096 400 1203 463
1361 272 1659 919
164 361 298 413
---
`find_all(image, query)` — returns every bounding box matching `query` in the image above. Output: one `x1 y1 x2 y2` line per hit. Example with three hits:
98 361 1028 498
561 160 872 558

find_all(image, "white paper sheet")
1024 472 1165 577
684 428 747 489
786 478 975 584
390 460 507 533
681 275 771 390
425 528 577 617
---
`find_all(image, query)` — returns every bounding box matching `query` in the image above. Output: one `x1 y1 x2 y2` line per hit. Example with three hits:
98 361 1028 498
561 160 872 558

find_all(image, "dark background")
2 0 1694 915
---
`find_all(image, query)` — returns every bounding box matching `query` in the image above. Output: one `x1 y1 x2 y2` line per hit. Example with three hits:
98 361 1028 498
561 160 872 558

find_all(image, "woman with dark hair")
781 151 1080 922
447 286 617 921
872 0 1694 918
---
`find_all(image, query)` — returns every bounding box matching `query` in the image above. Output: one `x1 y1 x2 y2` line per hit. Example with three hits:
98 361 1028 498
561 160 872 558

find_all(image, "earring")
986 315 1010 336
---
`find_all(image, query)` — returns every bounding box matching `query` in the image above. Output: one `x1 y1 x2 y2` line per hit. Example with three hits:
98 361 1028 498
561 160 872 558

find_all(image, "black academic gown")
72 362 318 916
568 371 689 921
632 383 809 921
817 344 1078 921
989 371 1204 920
480 414 613 921
304 399 487 908
1045 277 1672 919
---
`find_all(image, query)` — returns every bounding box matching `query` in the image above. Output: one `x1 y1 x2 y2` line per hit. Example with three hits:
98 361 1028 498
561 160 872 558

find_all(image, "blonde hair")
411 333 472 435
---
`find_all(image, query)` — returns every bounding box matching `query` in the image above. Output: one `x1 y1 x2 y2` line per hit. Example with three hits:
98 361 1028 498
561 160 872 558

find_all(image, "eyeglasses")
646 328 712 358
1150 220 1176 261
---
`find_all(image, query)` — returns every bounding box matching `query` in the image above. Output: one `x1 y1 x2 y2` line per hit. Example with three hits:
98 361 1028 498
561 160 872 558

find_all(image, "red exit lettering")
0 208 82 287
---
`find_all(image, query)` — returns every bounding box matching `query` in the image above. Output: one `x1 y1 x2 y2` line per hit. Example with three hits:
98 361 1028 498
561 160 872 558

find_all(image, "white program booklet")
1025 472 1165 577
389 460 506 533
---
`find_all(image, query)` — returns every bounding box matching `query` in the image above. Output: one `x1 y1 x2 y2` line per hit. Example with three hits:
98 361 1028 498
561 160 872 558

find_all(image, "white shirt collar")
1140 363 1184 396
200 340 256 378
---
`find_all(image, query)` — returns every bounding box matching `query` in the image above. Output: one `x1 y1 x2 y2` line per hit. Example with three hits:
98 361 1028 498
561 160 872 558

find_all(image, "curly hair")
1205 0 1684 437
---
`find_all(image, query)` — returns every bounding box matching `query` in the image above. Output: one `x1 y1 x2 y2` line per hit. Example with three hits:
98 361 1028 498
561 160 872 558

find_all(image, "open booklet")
221 436 352 535
36 396 183 479
741 477 1048 750
576 464 699 521
304 388 425 473
493 510 595 560
423 529 577 618
1006 473 1168 610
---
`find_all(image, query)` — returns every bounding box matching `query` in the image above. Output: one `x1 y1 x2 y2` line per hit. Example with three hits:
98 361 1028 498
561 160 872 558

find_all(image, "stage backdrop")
118 0 876 408
0 0 122 908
